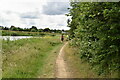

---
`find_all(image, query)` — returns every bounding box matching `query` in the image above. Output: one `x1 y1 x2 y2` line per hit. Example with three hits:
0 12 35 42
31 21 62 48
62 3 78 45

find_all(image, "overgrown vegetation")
64 43 118 78
2 35 62 78
68 2 120 76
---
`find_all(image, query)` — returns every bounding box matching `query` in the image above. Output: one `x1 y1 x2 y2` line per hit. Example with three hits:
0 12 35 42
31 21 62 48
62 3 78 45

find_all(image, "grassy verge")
2 35 63 78
63 42 119 78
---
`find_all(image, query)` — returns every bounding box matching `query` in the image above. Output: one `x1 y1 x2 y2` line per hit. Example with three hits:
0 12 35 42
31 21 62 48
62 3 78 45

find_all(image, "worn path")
55 42 69 78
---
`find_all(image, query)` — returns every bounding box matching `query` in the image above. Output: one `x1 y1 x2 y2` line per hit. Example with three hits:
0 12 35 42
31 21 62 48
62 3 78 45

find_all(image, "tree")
10 26 18 31
68 2 120 76
38 29 43 32
30 26 38 32
3 27 9 30
17 27 23 31
43 28 50 32
24 28 30 32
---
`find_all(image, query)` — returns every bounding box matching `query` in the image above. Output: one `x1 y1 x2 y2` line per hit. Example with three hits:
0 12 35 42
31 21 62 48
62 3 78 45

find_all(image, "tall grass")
63 43 119 78
2 35 62 78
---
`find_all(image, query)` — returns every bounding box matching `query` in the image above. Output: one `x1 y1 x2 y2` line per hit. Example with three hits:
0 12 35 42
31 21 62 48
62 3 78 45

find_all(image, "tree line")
68 2 120 76
0 25 65 33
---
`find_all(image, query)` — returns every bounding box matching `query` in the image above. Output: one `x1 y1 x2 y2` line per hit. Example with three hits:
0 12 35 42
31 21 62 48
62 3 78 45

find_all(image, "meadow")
1 30 56 36
2 35 63 78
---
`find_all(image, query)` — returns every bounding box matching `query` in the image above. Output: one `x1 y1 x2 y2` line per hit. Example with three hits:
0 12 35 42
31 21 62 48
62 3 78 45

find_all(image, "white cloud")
0 0 70 30
0 11 24 26
0 0 45 13
42 2 69 15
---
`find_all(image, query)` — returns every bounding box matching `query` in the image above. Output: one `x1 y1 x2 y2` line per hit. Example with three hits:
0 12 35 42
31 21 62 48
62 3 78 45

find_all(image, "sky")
0 0 71 30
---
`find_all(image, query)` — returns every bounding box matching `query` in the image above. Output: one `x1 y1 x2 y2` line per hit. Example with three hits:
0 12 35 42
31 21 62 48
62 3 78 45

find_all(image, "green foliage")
68 2 120 76
43 28 50 32
31 28 37 32
30 26 38 32
1 26 63 34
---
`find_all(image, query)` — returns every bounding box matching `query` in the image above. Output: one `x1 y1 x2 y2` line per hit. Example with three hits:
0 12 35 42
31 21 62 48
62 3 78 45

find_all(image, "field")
2 35 63 78
1 30 57 36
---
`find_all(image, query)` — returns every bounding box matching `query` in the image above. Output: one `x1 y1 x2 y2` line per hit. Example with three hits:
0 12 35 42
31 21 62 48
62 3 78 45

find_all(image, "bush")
68 2 120 76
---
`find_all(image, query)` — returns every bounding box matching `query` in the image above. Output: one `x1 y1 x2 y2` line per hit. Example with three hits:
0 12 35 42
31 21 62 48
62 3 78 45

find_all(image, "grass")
2 35 63 78
1 30 57 36
63 42 119 78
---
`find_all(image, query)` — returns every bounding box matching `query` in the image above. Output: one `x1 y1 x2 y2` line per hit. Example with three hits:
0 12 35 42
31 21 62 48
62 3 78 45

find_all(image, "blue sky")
0 0 70 30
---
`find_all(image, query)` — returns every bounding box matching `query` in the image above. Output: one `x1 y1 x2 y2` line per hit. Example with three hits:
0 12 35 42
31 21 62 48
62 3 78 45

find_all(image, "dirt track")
55 42 68 78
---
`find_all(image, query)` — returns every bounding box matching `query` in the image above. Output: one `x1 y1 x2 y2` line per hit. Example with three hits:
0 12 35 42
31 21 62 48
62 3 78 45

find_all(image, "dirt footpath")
55 42 69 78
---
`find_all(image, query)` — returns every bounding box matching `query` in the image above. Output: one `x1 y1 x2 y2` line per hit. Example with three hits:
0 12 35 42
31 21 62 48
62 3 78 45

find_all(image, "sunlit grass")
2 35 62 78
